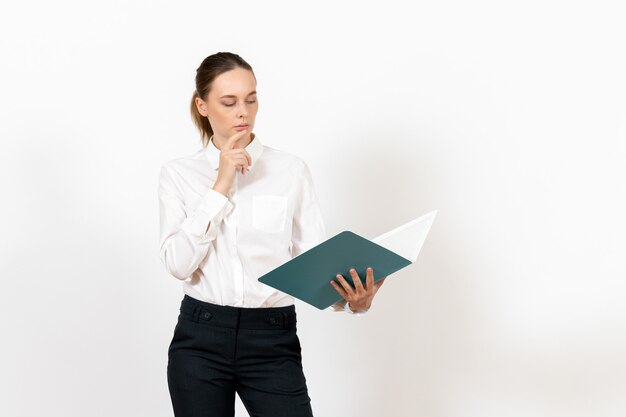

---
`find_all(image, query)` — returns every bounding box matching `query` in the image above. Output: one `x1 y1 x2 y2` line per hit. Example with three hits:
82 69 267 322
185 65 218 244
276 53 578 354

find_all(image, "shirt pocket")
252 195 288 233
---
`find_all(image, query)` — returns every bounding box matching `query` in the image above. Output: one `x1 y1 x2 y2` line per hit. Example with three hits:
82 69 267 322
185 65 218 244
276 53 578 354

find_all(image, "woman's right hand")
212 130 252 196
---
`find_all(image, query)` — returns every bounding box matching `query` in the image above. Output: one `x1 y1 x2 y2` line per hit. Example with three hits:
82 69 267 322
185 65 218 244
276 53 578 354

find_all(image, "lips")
236 124 249 127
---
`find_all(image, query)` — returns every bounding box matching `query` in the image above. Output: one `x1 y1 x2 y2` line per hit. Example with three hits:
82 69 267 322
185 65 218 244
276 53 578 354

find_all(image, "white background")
1 1 625 416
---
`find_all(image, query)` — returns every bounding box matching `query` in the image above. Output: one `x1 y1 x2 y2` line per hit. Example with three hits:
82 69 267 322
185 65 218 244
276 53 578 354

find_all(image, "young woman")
158 52 386 417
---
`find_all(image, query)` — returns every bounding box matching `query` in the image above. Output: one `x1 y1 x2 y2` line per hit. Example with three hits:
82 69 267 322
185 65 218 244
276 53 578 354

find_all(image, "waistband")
179 294 297 330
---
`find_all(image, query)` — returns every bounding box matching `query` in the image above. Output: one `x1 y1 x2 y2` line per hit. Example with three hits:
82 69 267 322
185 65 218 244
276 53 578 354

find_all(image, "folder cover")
258 231 413 310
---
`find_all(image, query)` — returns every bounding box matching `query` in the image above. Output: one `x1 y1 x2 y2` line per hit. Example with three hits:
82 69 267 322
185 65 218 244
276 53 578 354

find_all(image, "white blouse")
158 134 363 314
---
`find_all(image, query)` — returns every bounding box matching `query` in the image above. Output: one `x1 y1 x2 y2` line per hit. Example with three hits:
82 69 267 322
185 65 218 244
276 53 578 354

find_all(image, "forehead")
210 68 257 97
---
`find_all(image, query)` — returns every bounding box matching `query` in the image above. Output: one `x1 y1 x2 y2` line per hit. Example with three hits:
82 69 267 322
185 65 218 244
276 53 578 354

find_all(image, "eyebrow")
220 91 257 99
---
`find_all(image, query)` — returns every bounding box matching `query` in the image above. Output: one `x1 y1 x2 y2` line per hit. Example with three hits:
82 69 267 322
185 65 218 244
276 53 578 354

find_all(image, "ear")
195 96 208 117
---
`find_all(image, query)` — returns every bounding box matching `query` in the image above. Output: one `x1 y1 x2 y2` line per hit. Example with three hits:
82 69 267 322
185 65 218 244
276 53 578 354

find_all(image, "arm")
158 165 234 280
290 161 365 315
290 160 326 258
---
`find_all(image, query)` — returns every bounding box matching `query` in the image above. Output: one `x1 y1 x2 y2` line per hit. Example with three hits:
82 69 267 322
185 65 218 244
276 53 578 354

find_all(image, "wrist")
212 183 228 197
347 302 369 314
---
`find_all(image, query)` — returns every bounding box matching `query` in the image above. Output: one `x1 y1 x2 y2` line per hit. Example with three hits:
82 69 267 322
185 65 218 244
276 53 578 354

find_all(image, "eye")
223 103 235 107
246 100 257 104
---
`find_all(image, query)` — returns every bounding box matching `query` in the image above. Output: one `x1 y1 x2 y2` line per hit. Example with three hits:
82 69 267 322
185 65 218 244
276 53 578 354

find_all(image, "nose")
238 103 248 120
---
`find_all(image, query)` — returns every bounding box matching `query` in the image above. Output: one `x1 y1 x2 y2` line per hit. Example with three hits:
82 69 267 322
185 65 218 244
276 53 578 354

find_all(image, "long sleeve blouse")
158 134 362 314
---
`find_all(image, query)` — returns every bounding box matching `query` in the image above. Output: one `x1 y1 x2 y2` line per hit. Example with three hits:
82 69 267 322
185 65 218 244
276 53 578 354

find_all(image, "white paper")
370 210 437 263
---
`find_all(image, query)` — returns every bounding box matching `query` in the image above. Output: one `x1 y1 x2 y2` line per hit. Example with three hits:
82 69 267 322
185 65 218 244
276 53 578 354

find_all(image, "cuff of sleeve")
329 299 369 315
180 188 233 243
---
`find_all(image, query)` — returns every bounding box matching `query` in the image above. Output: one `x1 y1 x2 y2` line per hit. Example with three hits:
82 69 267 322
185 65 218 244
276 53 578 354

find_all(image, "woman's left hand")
330 267 386 313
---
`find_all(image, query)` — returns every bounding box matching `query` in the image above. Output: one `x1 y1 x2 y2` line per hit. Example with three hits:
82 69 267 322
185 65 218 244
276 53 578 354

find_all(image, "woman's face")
196 67 258 145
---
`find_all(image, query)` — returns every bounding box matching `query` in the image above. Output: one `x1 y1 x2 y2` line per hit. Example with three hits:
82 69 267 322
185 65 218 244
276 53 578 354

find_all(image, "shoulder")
159 148 207 179
260 145 310 174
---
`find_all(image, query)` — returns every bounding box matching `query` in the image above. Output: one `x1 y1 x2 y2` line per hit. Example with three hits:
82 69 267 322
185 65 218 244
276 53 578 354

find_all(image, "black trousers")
167 294 314 417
